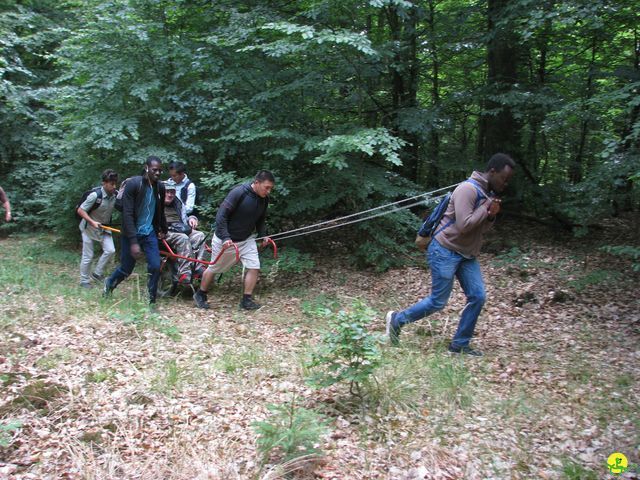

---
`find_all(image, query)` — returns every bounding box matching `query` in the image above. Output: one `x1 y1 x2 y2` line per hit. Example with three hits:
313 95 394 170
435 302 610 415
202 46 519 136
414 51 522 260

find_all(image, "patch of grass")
36 348 74 370
364 349 429 415
615 373 633 389
86 369 116 384
494 246 552 273
214 346 265 374
285 286 309 298
0 381 67 415
566 363 593 383
112 303 181 340
492 390 542 418
518 341 539 352
301 293 341 318
560 457 598 480
261 247 315 279
427 354 473 408
305 301 385 401
0 420 23 447
152 359 185 393
569 269 621 292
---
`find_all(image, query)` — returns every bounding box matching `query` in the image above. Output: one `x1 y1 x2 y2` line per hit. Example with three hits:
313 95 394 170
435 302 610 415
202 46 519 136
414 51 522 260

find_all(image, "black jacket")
121 176 168 244
215 183 268 242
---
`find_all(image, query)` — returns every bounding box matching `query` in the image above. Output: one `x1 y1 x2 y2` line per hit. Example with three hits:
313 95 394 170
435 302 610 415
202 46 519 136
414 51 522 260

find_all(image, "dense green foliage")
1 0 638 265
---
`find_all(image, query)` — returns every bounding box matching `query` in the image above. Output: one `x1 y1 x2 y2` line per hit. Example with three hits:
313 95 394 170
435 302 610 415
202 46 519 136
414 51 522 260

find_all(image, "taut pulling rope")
256 182 461 242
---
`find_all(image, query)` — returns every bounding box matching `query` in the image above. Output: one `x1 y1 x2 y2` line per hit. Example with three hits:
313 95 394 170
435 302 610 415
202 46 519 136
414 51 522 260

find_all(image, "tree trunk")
568 38 598 183
418 0 441 187
477 0 521 162
387 3 420 181
526 7 552 180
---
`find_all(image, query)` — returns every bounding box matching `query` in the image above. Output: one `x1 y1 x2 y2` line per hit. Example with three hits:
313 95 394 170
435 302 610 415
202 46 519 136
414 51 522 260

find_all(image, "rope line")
256 182 460 242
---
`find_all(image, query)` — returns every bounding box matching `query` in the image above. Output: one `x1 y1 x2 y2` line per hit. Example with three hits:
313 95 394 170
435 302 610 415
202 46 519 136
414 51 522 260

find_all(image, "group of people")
77 156 274 311
76 152 516 356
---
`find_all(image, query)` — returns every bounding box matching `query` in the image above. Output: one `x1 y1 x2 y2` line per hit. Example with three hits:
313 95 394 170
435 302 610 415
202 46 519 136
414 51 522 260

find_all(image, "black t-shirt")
215 184 268 241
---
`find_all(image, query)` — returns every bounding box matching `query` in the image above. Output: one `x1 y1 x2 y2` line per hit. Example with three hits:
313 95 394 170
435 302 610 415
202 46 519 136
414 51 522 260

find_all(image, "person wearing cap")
163 182 206 285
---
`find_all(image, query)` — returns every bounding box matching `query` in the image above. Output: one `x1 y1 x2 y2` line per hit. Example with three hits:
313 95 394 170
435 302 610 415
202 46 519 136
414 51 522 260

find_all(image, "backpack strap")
87 187 104 214
433 179 489 238
180 179 191 204
465 178 490 208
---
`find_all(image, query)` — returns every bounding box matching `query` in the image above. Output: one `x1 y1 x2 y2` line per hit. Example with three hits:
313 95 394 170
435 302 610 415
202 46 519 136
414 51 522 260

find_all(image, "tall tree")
477 0 522 161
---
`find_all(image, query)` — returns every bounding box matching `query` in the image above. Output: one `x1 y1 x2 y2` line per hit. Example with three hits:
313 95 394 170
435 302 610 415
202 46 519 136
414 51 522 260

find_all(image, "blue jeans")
106 233 161 303
395 240 486 347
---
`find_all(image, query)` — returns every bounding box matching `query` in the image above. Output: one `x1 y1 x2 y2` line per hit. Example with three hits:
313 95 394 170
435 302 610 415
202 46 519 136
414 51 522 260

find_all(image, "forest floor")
0 218 639 480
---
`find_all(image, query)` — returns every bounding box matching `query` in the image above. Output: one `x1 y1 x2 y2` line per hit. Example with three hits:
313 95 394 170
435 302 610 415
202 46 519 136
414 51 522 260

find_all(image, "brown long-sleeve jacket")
435 171 495 258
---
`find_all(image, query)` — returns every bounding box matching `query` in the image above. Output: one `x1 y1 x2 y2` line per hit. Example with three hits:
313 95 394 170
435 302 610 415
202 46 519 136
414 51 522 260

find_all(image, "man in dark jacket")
193 170 274 311
104 156 168 306
385 153 515 356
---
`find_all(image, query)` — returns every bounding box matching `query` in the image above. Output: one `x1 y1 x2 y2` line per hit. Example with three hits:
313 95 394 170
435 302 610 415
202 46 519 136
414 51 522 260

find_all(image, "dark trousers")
106 233 161 303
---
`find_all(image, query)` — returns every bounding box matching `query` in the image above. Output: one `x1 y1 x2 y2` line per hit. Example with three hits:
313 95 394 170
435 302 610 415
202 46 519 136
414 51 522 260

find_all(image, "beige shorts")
205 234 260 273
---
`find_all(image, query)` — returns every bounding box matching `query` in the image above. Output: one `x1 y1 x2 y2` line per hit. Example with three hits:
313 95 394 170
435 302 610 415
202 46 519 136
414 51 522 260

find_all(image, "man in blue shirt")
104 157 168 307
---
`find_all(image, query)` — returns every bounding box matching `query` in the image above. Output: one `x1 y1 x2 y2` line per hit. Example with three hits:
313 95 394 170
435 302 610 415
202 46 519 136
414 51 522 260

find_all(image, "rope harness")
256 182 461 242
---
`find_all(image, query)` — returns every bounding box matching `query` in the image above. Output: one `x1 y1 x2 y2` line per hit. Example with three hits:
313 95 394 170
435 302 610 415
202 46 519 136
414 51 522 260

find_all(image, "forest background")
0 0 639 268
1 2 640 478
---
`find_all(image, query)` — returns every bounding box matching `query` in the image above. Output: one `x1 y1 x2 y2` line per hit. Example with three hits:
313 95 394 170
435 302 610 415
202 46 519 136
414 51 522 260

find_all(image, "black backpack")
75 187 103 220
114 177 141 212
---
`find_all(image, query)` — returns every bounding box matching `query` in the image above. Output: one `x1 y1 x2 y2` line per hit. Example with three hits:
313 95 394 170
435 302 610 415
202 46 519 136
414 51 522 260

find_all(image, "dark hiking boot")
448 344 483 357
239 297 261 311
91 272 105 282
385 311 401 346
193 290 210 309
80 282 93 289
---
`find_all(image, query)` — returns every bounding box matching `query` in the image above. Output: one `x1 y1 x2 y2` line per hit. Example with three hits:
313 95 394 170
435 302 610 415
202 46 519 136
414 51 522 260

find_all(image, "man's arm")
77 192 100 229
122 178 139 244
159 184 168 235
215 187 243 242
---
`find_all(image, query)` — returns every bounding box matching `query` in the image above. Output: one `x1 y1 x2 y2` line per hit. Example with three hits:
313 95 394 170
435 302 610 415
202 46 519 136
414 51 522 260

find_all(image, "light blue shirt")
136 186 155 236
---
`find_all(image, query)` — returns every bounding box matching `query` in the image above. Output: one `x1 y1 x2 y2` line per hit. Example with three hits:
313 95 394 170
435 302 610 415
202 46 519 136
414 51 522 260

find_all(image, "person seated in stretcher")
163 182 206 285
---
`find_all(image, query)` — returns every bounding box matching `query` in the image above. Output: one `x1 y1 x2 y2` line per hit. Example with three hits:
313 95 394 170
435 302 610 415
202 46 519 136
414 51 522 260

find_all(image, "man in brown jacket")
386 153 515 355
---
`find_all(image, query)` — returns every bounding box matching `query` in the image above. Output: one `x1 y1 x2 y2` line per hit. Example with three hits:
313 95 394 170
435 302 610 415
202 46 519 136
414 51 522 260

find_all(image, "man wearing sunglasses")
104 156 168 307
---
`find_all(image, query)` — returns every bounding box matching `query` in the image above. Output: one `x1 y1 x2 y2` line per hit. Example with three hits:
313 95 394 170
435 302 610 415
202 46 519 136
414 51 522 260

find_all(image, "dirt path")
0 230 638 479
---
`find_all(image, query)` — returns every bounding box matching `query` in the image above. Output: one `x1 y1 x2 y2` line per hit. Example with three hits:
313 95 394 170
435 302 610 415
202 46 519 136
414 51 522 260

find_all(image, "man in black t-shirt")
193 170 274 311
